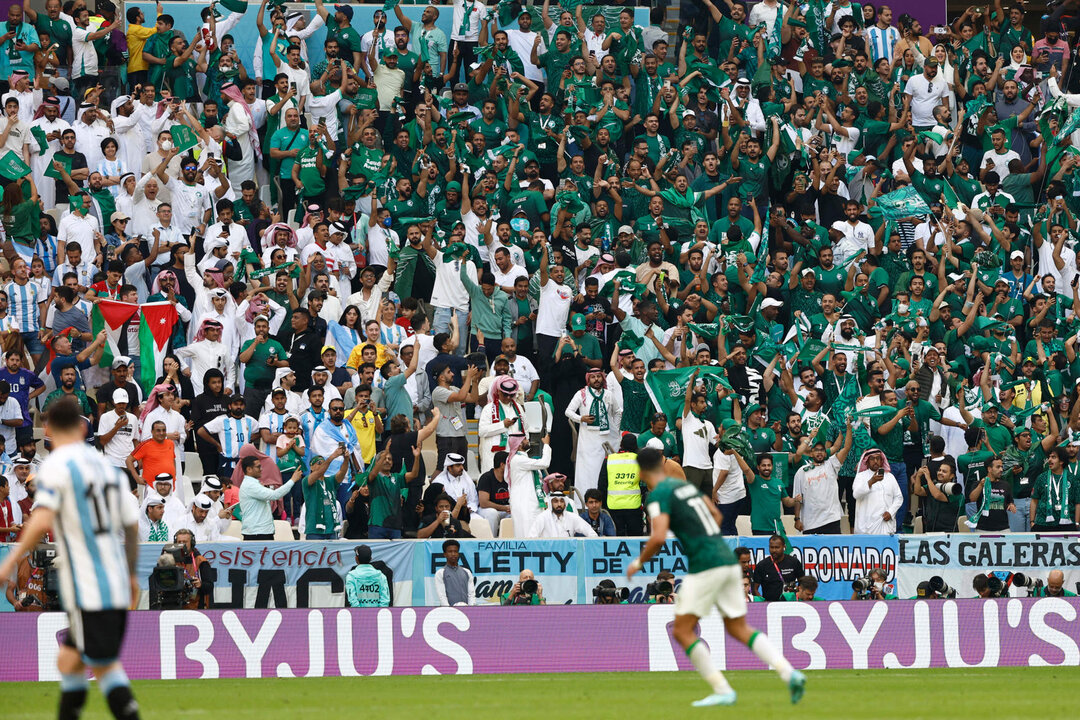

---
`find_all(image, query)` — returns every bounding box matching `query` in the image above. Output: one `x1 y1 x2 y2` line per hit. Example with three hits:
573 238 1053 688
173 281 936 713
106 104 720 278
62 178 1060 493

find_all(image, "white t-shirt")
0 396 20 455
430 254 475 311
830 220 874 267
535 278 574 337
792 456 843 531
96 410 139 466
165 178 211 234
681 413 715 471
71 26 98 80
980 149 1020 180
903 74 949 127
712 449 747 504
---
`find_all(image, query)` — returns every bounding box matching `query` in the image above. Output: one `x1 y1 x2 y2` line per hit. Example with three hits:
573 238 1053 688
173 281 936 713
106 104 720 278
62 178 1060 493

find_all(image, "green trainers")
788 670 807 704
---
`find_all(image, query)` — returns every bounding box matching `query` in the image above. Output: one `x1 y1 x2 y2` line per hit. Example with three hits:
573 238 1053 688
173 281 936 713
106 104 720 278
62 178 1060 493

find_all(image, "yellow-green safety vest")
606 452 641 510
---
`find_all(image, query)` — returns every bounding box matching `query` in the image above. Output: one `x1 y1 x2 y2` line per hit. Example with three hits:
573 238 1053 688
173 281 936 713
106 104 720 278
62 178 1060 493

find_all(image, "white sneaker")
691 691 737 707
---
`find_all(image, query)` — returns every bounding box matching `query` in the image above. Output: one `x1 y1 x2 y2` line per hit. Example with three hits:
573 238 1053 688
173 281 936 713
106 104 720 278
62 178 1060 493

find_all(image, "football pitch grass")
3 667 1076 719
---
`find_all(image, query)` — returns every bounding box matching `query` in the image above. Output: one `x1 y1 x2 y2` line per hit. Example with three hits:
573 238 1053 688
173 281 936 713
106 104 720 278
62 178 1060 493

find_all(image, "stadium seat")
499 517 515 538
735 516 752 536
45 206 63 228
956 517 972 534
258 184 271 209
781 515 800 536
223 520 242 539
273 520 295 541
912 517 924 534
840 516 851 535
470 518 493 539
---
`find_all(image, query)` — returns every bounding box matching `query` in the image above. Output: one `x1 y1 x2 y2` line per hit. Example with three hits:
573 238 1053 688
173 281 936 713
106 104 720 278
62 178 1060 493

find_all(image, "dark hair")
636 446 664 473
734 546 751 558
46 396 84 432
798 575 819 591
493 450 508 468
240 456 260 473
584 488 602 503
442 539 460 553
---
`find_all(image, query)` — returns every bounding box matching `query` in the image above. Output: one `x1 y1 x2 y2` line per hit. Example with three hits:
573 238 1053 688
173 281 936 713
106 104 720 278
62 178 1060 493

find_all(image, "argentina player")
0 397 142 720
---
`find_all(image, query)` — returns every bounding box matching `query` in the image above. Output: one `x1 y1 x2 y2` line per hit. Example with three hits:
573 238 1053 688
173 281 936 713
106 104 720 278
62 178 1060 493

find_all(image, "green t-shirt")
1 197 39 244
240 338 287 389
270 126 309 179
303 475 340 535
295 144 328 196
870 405 905 462
747 474 789 533
364 468 408 528
957 449 996 496
646 477 737 573
781 592 823 601
637 429 679 457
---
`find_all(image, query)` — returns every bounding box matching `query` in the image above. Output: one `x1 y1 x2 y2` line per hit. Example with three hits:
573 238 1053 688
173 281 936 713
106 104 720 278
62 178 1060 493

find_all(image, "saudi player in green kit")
628 448 806 707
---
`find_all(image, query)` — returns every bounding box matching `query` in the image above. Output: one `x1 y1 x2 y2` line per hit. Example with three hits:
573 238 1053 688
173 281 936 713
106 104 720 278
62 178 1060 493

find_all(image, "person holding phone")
852 449 903 534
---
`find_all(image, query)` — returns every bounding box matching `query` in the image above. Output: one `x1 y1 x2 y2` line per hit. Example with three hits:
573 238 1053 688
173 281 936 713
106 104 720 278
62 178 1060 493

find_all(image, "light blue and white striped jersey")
258 410 290 451
36 443 139 613
4 280 39 333
204 414 259 458
299 408 326 445
36 234 59 274
866 26 900 63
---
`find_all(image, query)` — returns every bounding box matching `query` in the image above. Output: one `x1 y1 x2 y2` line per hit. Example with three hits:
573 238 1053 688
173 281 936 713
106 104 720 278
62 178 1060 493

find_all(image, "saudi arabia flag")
90 299 140 368
139 303 179 394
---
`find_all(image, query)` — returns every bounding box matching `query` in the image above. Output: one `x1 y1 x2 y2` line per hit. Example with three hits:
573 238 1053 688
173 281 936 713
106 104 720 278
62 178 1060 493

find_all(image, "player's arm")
124 522 140 609
628 510 669 579
0 507 54 583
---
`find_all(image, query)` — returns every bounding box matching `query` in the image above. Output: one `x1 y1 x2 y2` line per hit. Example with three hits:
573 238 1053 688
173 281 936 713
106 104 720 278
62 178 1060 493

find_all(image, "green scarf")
532 469 547 510
147 519 169 542
1042 472 1071 525
493 398 524 450
588 386 609 432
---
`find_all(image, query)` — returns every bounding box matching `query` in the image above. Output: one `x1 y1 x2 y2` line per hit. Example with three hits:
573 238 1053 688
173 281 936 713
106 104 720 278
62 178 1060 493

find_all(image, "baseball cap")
453 82 469 92
333 4 353 20
111 356 131 368
570 313 586 331
761 298 783 309
1010 250 1024 260
110 211 130 223
112 388 129 404
618 225 634 235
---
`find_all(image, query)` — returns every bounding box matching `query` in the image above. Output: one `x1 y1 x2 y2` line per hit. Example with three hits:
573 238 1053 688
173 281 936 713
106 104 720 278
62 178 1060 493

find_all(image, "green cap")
570 313 586 331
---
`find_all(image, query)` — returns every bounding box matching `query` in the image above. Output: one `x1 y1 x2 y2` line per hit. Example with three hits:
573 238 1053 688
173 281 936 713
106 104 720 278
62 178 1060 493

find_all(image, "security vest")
606 453 642 509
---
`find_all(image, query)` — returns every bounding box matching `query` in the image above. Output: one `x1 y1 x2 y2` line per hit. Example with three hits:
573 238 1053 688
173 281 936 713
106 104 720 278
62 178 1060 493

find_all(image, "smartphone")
317 116 324 125
931 25 948 34
290 81 297 92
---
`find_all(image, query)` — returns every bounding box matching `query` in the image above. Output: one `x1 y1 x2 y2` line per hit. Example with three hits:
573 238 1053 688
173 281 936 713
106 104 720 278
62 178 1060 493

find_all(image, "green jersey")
646 477 737 573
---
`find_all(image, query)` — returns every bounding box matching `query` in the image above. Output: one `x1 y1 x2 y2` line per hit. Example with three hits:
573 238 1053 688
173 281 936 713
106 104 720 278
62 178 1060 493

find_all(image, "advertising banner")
417 539 582 605
896 534 1080 598
4 599 1078 682
739 535 899 600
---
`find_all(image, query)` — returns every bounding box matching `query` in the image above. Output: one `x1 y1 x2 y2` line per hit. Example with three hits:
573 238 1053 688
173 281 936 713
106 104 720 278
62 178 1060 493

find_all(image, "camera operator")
593 579 629 604
173 529 211 609
752 534 804 601
3 548 48 611
1034 570 1077 597
781 576 822 601
850 568 898 600
646 570 678 604
912 460 964 533
148 551 193 610
972 573 1006 598
501 569 546 605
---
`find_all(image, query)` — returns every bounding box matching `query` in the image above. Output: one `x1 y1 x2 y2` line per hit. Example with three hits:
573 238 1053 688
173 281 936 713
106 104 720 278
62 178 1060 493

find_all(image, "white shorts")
674 565 747 620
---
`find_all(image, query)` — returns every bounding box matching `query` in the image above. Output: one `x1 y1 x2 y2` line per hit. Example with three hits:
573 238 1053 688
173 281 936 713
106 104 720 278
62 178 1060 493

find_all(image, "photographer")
1033 570 1077 598
148 548 197 610
3 549 47 611
782 576 822 602
593 579 629 605
752 535 804 601
646 570 678 604
850 568 898 600
173 529 211 610
912 459 964 533
501 569 546 605
973 573 1006 599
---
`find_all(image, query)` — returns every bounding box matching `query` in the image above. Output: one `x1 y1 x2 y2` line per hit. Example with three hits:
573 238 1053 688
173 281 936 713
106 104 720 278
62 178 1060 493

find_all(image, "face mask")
897 303 909 313
382 217 392 228
510 218 529 232
160 140 173 151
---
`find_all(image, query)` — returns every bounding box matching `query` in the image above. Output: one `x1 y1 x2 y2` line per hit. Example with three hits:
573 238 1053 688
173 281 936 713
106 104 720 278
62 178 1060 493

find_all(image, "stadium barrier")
3 598 1078 681
896 534 1080 598
0 535 900 610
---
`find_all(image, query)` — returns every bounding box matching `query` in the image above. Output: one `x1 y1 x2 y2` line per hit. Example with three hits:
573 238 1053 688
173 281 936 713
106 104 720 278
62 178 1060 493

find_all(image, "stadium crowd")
1 0 1080 573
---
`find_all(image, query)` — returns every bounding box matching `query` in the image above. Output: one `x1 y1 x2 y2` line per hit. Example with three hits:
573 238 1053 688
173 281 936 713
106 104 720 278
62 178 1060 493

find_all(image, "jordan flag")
90 299 139 368
139 302 179 394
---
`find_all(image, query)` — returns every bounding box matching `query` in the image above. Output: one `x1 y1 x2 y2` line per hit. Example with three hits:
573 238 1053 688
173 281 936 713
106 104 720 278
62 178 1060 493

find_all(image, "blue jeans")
305 532 337 540
891 461 909 529
1008 497 1031 533
716 498 744 537
432 306 468 357
20 331 43 355
368 525 401 540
